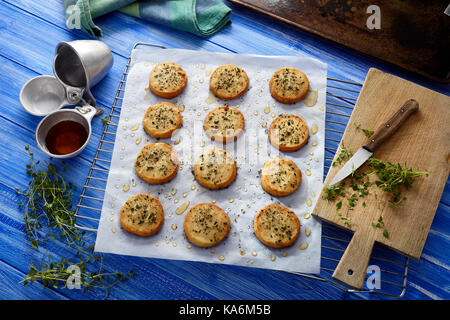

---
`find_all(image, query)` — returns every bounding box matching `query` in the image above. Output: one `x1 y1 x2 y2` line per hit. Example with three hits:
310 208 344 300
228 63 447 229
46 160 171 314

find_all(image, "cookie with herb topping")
143 101 182 138
120 193 164 237
184 203 230 247
204 106 245 143
135 143 178 184
269 114 309 152
254 204 300 248
209 64 249 100
194 148 237 190
149 62 188 99
261 158 302 197
269 67 309 104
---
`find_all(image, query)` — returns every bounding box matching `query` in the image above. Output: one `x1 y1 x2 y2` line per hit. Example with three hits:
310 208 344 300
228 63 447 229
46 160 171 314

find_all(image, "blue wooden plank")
0 0 448 300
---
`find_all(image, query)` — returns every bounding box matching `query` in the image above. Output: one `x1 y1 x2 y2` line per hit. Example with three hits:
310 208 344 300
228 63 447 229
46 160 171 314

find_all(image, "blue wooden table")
0 0 448 300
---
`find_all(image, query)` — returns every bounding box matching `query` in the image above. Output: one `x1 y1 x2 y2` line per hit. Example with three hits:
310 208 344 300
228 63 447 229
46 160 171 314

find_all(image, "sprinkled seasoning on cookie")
209 65 249 100
149 62 187 99
269 67 309 104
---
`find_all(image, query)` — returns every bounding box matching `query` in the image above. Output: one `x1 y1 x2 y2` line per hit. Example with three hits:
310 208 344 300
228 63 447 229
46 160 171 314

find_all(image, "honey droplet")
252 251 257 257
174 199 179 204
200 64 205 70
176 201 190 215
310 190 315 197
111 227 116 233
304 89 318 107
299 243 309 250
228 198 234 203
264 106 270 114
305 228 311 236
311 124 318 134
199 78 204 83
305 169 311 176
304 213 311 219
171 188 177 195
261 122 267 128
306 198 312 207
136 137 142 145
122 184 130 191
270 254 276 261
131 124 139 131
218 255 225 261
191 185 196 190
253 110 258 115
121 145 125 151
172 242 177 247
131 178 136 187
281 252 288 257
174 139 181 145
240 249 246 256
203 106 209 111
183 192 187 198
311 141 318 146
210 249 215 254
271 113 276 118
211 199 216 204
109 217 114 222
200 141 205 147
309 151 314 156
205 69 212 76
171 223 177 230
187 244 192 249
178 104 185 112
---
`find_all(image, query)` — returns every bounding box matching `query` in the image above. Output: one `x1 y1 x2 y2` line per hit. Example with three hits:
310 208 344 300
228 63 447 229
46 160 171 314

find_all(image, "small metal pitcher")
20 40 113 116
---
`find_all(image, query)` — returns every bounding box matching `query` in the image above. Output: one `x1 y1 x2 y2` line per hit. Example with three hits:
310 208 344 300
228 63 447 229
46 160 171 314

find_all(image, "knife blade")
329 99 419 186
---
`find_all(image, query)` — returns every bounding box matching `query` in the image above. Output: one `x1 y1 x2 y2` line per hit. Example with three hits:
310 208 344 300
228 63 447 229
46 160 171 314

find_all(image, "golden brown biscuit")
120 193 164 237
261 158 302 197
135 143 178 184
194 148 237 190
143 102 182 138
184 203 230 248
149 62 187 99
254 204 300 248
203 106 245 143
269 67 309 104
269 114 309 152
209 64 249 100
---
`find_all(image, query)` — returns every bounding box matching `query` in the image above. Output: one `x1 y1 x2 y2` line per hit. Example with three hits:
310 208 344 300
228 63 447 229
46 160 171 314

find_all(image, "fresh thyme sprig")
367 158 430 207
332 143 353 167
16 147 134 297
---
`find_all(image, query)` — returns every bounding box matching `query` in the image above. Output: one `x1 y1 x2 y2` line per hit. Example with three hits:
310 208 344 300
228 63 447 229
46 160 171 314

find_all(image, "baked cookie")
269 114 309 152
135 143 178 184
149 62 187 99
254 204 300 248
269 67 309 104
120 193 164 237
203 106 245 143
209 64 249 100
194 148 237 190
143 101 182 138
261 158 302 197
184 203 230 248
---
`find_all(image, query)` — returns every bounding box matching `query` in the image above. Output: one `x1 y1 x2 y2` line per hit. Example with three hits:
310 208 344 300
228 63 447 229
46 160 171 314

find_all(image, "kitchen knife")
329 99 419 186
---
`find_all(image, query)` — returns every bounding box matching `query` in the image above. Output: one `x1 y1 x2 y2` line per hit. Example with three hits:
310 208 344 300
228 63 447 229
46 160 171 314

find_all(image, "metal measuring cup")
20 40 113 158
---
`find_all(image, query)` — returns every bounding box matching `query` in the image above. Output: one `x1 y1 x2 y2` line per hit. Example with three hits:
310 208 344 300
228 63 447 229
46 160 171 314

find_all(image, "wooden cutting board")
312 68 450 289
229 0 450 82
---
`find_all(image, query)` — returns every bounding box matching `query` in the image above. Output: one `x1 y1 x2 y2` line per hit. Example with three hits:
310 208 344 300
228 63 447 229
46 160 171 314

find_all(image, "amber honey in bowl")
45 120 88 155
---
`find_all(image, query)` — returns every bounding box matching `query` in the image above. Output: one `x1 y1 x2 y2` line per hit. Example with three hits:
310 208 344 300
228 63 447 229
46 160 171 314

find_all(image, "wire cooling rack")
74 42 408 298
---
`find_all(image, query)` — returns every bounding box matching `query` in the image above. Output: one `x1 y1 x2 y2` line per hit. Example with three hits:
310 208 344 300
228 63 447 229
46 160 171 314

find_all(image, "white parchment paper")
95 48 327 274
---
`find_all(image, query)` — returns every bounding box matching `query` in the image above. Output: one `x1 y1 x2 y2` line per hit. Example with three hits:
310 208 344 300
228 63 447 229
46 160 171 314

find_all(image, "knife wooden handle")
363 99 419 152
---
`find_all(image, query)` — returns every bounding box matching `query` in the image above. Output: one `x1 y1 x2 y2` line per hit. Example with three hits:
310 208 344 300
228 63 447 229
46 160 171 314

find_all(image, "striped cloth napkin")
64 0 232 38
